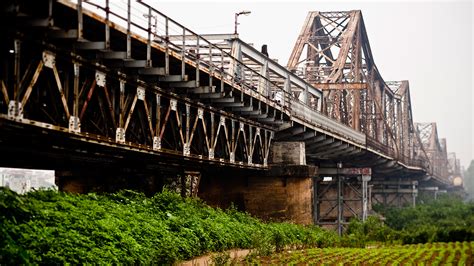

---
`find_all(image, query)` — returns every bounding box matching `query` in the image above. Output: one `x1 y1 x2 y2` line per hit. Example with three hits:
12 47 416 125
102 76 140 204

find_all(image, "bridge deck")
0 0 453 186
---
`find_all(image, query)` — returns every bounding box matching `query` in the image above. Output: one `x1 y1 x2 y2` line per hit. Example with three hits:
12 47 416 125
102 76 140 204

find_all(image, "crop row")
253 241 473 265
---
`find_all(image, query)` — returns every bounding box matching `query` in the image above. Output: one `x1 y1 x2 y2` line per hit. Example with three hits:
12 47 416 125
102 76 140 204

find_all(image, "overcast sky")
148 0 473 168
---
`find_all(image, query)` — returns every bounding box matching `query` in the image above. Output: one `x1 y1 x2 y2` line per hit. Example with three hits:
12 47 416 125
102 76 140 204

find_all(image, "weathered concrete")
56 141 318 225
199 140 315 224
270 141 306 165
198 174 314 225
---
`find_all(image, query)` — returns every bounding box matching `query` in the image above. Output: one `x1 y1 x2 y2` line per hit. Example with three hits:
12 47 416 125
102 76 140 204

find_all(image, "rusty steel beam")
313 83 367 90
287 10 441 173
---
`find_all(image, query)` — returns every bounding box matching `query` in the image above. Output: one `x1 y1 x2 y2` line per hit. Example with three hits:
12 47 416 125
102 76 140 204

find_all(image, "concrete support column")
270 141 306 165
198 141 317 224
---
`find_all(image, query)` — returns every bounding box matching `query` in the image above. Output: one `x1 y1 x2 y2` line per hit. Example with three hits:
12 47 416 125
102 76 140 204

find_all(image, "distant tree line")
464 160 474 199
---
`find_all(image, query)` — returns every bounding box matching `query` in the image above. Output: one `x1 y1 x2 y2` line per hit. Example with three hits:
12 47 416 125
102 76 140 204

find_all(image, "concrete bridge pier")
371 179 418 207
315 167 372 234
198 141 316 224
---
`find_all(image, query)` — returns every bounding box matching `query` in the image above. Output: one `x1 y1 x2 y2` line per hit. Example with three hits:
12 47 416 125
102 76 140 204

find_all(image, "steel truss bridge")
0 1 462 227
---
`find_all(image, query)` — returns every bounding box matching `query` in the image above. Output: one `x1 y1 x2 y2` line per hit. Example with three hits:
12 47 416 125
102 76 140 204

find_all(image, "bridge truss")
0 1 461 228
287 11 453 183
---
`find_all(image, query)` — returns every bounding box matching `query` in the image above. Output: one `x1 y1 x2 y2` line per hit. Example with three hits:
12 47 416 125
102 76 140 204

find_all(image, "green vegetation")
465 160 474 199
375 194 474 244
341 215 402 247
0 188 338 264
341 195 474 247
2 186 474 264
250 241 474 265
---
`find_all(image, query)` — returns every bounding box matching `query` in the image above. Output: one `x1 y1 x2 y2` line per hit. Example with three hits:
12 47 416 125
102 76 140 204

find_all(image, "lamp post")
234 10 251 34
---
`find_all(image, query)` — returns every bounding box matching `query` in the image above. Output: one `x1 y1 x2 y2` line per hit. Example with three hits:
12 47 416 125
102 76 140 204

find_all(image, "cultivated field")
252 241 473 265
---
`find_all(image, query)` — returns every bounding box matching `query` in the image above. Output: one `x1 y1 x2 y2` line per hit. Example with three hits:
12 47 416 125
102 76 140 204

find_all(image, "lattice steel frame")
415 122 450 182
0 45 273 169
288 11 427 168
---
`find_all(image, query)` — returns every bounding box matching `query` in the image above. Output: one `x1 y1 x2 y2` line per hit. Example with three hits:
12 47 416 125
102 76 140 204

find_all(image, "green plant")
211 251 231 265
0 188 339 264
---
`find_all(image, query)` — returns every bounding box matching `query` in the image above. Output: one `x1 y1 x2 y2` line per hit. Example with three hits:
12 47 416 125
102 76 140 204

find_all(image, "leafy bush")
376 194 474 244
343 215 402 246
0 188 338 264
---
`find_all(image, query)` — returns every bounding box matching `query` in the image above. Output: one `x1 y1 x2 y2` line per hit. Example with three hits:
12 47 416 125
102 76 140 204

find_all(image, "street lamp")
234 10 251 34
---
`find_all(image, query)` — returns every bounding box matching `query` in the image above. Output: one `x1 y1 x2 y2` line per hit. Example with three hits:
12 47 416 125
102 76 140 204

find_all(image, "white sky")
146 0 473 167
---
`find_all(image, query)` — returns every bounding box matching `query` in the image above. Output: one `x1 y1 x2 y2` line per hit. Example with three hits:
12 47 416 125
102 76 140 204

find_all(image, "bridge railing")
74 0 367 146
79 0 287 107
367 137 427 169
73 1 434 171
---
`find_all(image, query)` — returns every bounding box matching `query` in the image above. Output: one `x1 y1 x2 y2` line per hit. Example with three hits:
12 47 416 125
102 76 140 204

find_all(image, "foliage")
465 160 474 199
375 194 474 244
0 188 338 264
342 216 400 247
210 251 231 265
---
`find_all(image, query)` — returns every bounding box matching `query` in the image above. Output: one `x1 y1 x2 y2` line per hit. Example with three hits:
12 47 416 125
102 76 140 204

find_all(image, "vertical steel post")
208 45 213 89
73 64 79 117
77 0 83 40
119 81 125 128
337 171 343 236
184 103 190 156
230 119 235 163
69 63 80 133
284 74 290 108
13 39 20 102
165 17 170 75
195 37 200 87
48 0 53 24
209 112 215 159
181 28 185 80
116 80 125 143
412 181 417 207
153 93 161 150
362 175 371 221
234 13 238 34
146 7 152 67
304 84 309 105
248 126 253 165
105 0 110 49
126 0 131 59
220 51 224 93
9 39 23 118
